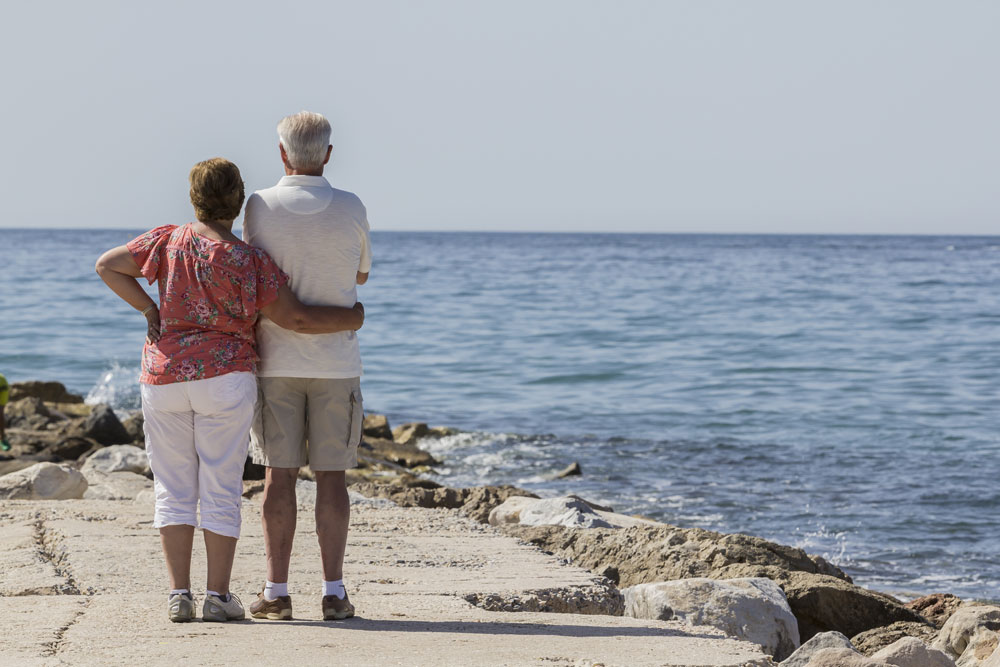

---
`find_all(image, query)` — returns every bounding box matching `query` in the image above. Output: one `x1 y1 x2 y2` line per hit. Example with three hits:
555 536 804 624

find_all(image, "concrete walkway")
0 493 772 666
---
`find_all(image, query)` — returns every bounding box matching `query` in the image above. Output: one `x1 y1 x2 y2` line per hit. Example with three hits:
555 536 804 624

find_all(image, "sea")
2 229 998 600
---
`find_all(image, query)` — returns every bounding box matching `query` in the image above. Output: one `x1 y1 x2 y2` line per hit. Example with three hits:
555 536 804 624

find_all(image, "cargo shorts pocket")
347 387 363 448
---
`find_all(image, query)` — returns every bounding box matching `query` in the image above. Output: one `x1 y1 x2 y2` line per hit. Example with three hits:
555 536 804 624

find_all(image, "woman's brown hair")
189 158 245 222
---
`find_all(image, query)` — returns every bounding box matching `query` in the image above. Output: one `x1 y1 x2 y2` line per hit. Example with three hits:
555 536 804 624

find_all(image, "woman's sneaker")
202 592 245 622
167 592 195 623
249 592 292 620
322 592 355 620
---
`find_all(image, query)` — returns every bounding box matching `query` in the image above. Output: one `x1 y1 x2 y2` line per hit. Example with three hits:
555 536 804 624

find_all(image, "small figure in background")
0 372 10 451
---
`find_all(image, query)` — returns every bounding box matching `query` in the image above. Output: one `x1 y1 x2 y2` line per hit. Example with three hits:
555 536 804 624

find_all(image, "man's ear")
324 145 332 165
279 143 292 168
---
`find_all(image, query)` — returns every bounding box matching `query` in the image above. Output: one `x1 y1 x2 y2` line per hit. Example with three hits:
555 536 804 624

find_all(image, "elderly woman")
96 158 363 623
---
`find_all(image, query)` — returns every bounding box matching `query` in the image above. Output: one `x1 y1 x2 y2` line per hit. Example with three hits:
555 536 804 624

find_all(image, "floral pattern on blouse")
127 224 287 384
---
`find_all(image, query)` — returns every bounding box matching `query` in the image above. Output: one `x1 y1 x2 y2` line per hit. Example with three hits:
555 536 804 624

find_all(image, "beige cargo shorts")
249 376 362 471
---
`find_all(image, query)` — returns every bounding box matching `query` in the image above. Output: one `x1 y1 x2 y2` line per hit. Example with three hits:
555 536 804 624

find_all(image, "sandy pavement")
0 493 772 666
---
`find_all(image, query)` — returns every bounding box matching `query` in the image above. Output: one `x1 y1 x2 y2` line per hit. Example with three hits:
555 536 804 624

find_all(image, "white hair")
277 111 332 170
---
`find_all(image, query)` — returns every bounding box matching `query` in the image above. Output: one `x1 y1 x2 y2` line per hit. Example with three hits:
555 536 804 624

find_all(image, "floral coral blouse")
127 224 287 385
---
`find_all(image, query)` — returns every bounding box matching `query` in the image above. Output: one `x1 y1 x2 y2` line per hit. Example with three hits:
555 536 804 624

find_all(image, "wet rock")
552 462 582 478
0 462 88 499
392 422 429 446
39 436 102 461
349 481 537 523
83 470 153 500
851 621 939 656
624 577 800 660
871 636 956 667
9 381 83 404
933 604 1000 660
427 426 458 438
6 397 55 430
82 404 131 445
360 436 439 468
908 593 964 629
956 629 999 667
362 413 393 440
81 444 149 476
779 631 854 667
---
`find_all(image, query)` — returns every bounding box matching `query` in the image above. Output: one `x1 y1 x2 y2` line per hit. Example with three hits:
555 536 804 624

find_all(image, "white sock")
264 581 288 600
323 579 346 599
169 588 190 597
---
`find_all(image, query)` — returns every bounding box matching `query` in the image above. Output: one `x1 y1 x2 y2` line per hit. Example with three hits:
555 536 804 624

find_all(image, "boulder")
6 397 55 430
803 647 890 666
81 444 149 476
0 454 59 476
498 523 924 642
427 426 458 438
83 470 153 500
458 485 539 523
361 436 439 468
552 462 582 478
121 412 145 444
518 496 612 529
392 422 429 446
870 636 956 667
9 381 83 404
957 629 999 667
779 631 854 667
934 605 1000 660
362 413 393 440
82 405 131 445
40 436 101 461
779 571 930 642
0 462 88 499
908 594 964 629
624 577 800 660
851 621 938 656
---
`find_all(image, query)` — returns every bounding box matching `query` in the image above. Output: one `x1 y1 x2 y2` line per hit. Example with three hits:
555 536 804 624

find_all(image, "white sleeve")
358 207 372 273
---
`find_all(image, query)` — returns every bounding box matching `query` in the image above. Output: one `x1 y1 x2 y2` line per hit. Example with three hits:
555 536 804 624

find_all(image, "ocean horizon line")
2 226 999 239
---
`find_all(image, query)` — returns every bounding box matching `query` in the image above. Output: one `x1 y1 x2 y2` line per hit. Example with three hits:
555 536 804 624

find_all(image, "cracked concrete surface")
0 497 774 666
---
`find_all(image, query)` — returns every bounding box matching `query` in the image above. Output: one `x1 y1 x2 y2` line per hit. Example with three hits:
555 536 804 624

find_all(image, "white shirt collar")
277 175 331 188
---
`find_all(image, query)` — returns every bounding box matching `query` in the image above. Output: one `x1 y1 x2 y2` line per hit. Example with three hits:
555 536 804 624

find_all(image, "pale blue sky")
2 1 997 233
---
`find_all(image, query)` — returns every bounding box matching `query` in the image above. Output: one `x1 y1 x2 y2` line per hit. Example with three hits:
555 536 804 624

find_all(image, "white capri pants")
140 372 256 538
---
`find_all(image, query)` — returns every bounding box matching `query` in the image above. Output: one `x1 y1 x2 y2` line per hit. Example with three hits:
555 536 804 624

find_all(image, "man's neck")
284 166 325 177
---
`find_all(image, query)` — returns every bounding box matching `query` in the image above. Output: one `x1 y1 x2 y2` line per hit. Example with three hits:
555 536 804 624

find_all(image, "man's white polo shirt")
243 175 372 378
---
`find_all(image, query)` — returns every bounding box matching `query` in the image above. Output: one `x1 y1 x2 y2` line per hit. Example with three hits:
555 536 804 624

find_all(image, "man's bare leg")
261 466 299 585
314 470 350 581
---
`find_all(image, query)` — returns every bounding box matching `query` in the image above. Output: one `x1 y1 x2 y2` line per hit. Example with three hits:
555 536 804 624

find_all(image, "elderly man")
244 111 371 621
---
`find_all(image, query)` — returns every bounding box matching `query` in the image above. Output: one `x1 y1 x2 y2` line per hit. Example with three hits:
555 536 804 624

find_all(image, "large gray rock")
780 631 853 667
0 462 88 499
82 404 131 445
934 604 1000 660
362 413 393 440
870 636 956 667
392 422 429 446
624 577 800 660
516 496 612 529
907 593 964 629
81 444 149 476
83 470 153 500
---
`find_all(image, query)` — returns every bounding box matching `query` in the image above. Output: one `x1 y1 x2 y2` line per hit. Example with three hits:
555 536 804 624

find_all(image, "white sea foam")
85 362 141 414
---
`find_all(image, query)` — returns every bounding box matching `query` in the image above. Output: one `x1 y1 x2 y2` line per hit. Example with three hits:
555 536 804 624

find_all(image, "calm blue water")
2 229 999 599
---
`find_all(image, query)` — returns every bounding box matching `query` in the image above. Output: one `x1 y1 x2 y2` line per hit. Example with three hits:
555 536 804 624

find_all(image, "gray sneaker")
202 592 245 622
168 592 195 623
